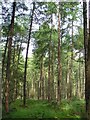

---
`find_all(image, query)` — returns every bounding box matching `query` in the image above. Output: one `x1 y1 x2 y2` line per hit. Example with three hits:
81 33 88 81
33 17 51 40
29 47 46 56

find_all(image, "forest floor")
2 99 86 119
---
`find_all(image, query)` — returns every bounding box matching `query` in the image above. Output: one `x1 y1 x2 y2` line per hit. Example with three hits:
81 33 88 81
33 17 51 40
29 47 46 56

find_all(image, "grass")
2 99 86 119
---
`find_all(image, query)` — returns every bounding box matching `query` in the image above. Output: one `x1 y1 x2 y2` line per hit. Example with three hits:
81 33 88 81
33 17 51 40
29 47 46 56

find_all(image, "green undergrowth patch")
2 99 86 119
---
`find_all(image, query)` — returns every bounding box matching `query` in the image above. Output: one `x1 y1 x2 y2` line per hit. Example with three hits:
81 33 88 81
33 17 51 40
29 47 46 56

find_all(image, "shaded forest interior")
1 1 90 119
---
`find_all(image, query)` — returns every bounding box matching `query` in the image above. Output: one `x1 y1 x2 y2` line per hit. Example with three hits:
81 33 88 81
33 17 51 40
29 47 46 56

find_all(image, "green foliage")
45 2 57 15
2 99 86 118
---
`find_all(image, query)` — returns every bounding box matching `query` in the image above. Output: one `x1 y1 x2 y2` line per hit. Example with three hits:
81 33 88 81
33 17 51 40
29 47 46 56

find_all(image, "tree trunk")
75 70 79 97
5 1 16 113
23 2 35 106
12 41 16 101
85 1 90 119
51 45 55 100
48 42 51 101
79 53 81 98
69 10 74 99
57 3 61 103
48 17 53 102
42 66 44 100
50 15 55 100
81 61 85 99
40 56 44 100
83 0 88 115
67 59 71 99
37 80 40 100
66 56 69 99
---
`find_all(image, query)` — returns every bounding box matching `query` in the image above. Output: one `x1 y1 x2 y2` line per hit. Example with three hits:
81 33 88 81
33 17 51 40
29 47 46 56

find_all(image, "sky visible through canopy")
0 0 89 59
22 0 84 59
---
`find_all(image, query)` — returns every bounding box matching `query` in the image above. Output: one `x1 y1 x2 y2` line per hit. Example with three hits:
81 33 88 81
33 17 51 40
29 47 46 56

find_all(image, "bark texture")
5 1 16 113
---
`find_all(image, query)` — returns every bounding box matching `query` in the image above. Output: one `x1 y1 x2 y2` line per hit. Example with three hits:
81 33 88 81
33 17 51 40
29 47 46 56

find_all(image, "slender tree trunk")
75 70 79 97
39 79 41 99
26 81 29 99
79 53 81 98
83 0 88 115
37 80 40 100
5 1 16 113
66 56 69 99
51 46 55 100
39 63 42 100
69 10 74 99
42 66 44 100
81 61 85 99
40 56 44 100
21 85 23 100
57 3 61 103
50 15 55 100
85 1 90 119
67 59 71 99
12 41 16 101
48 43 51 102
48 16 52 102
23 2 35 106
45 74 48 100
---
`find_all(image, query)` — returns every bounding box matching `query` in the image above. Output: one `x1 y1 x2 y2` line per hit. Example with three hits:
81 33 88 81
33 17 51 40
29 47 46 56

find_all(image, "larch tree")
23 2 35 106
57 2 62 103
69 7 74 99
85 1 90 119
83 0 90 119
5 1 16 113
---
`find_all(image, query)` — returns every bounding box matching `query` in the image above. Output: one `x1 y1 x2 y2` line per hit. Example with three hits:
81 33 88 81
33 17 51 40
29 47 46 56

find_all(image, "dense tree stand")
1 1 89 119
